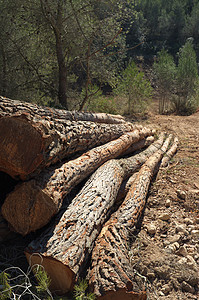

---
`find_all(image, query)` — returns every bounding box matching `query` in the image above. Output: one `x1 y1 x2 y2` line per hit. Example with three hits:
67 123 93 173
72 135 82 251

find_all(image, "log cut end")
1 180 57 235
0 116 43 179
97 289 147 300
25 251 75 295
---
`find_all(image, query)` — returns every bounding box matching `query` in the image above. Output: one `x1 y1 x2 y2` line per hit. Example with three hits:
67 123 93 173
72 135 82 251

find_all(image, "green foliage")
73 279 95 300
173 39 199 115
115 61 153 115
153 40 199 115
153 49 176 113
33 265 51 295
86 96 117 114
0 271 11 300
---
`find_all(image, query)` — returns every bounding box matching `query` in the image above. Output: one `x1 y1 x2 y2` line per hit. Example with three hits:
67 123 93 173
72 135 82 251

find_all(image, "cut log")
24 134 166 295
0 109 141 180
88 135 173 299
0 96 126 124
2 128 153 235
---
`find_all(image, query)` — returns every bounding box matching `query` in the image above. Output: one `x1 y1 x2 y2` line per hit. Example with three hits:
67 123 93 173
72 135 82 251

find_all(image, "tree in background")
0 0 133 110
115 61 153 115
153 40 199 115
173 39 199 114
153 49 176 114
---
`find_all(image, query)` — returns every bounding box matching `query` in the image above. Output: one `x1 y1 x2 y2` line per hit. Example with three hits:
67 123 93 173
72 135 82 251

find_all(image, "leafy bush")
153 49 176 114
86 96 118 114
153 40 199 115
173 39 199 115
114 61 153 115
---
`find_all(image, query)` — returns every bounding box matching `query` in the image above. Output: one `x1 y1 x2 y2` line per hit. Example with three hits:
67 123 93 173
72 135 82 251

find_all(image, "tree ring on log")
0 115 43 179
25 252 75 295
1 180 56 235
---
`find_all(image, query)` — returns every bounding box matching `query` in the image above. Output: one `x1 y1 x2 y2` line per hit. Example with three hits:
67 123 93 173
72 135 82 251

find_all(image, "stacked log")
0 98 179 299
24 134 172 296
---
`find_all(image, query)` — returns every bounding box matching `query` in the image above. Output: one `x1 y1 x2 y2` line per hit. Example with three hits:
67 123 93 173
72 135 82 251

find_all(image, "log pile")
0 97 178 299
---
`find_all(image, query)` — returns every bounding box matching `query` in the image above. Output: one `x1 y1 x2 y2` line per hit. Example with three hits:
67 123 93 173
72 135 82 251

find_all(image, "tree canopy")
0 0 198 110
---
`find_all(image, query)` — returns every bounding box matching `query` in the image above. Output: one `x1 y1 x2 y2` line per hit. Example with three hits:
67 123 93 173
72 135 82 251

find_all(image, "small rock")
175 224 187 233
187 225 195 232
165 199 171 207
161 283 172 295
147 224 156 235
181 281 195 293
168 234 181 243
191 230 199 239
186 255 198 270
177 189 186 200
184 218 194 225
167 242 180 253
176 245 188 257
178 257 187 266
159 212 170 221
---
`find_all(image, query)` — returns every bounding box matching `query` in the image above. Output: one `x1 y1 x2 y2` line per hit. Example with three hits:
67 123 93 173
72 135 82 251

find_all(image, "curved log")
88 135 173 299
2 128 152 235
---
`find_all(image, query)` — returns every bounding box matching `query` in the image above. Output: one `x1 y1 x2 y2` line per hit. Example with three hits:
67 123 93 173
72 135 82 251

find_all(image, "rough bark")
24 134 166 295
160 136 179 167
25 160 125 294
2 128 152 235
120 135 154 157
0 96 125 124
88 135 173 299
0 99 139 179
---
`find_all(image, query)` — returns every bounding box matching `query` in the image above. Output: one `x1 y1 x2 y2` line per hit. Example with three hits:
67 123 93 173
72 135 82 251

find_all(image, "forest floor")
129 104 199 299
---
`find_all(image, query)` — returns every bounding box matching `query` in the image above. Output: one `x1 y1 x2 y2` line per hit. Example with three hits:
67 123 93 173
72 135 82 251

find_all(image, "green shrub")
114 61 153 115
153 49 176 114
173 39 199 115
86 96 118 114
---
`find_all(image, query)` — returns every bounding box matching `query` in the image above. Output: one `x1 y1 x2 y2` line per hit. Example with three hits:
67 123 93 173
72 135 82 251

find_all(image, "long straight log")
160 136 179 167
0 96 126 124
24 134 166 295
88 136 173 300
0 100 139 180
1 128 153 236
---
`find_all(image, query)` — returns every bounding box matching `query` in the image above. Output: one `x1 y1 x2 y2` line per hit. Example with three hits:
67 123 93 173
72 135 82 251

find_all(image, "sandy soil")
129 110 199 299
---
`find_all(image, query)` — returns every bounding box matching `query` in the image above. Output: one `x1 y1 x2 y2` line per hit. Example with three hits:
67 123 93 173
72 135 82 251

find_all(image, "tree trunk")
88 135 173 299
24 134 166 295
2 128 152 235
0 96 126 124
0 100 139 179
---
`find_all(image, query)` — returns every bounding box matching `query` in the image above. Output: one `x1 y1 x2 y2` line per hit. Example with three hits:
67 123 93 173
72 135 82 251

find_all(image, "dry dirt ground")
130 110 199 299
